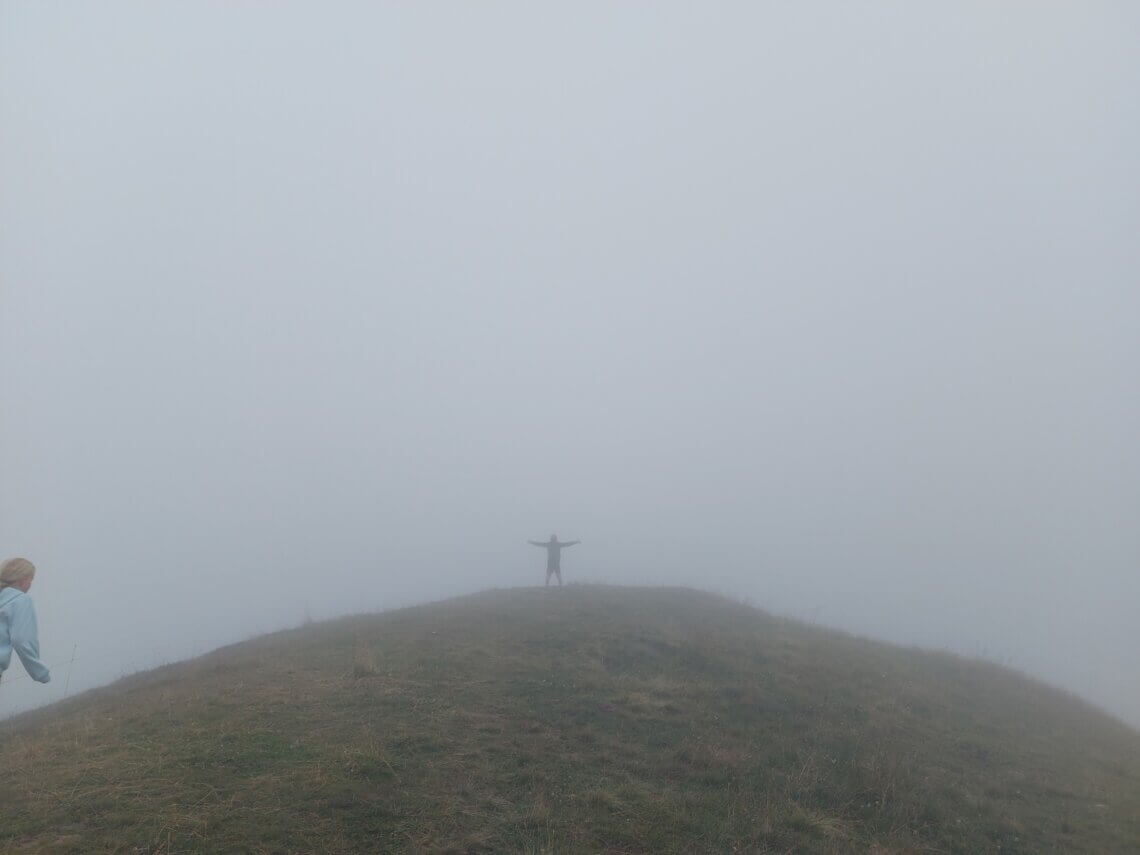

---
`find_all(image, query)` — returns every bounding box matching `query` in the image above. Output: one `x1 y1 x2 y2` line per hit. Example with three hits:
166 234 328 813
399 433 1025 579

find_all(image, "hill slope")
2 585 1138 853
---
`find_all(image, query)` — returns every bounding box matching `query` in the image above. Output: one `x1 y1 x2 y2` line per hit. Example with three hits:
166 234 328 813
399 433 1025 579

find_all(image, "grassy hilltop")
2 585 1138 854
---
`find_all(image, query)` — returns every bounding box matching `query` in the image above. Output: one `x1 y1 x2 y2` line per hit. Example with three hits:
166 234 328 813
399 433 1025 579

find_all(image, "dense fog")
2 3 1137 726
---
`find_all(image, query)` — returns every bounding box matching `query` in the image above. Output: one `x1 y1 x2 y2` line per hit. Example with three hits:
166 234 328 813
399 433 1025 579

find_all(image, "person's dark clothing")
528 539 579 571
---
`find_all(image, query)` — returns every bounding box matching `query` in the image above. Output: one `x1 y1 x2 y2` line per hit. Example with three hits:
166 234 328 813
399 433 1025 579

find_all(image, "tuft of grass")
351 638 380 679
2 584 1139 853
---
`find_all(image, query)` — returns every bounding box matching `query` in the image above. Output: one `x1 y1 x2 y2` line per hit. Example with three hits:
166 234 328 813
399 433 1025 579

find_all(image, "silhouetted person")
528 534 580 586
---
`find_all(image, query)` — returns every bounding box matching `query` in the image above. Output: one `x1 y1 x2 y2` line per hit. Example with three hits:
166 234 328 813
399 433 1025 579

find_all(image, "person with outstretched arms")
527 534 580 586
0 557 51 686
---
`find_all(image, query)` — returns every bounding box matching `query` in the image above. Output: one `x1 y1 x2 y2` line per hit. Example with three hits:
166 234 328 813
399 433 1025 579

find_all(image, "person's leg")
555 569 563 586
545 568 552 587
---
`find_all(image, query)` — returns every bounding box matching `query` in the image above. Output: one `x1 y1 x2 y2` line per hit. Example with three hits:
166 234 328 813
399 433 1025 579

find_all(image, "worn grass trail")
2 585 1139 853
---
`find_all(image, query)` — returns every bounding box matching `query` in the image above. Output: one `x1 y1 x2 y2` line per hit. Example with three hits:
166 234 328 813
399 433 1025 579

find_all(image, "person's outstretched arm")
527 541 546 547
9 596 50 683
562 540 581 547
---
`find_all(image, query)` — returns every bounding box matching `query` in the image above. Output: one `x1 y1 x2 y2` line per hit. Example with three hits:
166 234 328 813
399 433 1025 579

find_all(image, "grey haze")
1 3 1137 726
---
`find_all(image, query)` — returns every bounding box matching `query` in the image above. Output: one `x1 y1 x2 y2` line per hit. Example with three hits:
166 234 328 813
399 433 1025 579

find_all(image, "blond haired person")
0 558 50 685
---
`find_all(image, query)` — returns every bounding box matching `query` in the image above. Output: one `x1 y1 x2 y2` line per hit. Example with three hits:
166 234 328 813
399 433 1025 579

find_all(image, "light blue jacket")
0 587 50 682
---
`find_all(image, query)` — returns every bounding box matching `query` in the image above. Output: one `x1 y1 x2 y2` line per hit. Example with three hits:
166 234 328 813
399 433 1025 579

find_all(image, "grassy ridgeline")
2 585 1138 853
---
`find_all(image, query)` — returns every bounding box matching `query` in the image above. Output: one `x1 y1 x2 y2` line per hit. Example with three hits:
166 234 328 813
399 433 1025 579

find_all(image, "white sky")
2 2 1138 725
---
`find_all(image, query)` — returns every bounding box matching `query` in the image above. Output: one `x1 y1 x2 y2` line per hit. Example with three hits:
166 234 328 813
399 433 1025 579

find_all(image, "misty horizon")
1 3 1137 729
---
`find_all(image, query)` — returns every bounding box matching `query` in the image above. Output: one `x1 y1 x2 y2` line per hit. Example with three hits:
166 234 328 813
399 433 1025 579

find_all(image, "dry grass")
2 585 1139 853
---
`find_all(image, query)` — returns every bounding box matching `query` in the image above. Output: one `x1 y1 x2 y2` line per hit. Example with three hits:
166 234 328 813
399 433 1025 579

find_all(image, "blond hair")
0 557 36 589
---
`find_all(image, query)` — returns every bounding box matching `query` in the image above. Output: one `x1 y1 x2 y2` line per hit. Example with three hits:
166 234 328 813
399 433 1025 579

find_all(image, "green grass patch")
1 585 1138 853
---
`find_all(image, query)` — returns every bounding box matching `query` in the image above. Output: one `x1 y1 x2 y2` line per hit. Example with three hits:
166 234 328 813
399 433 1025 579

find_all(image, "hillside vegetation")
2 585 1138 853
